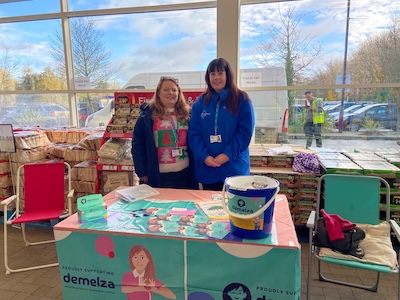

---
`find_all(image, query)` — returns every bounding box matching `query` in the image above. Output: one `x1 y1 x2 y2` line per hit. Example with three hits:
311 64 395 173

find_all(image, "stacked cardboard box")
250 144 321 227
71 160 97 213
0 152 12 205
10 130 52 210
317 152 363 175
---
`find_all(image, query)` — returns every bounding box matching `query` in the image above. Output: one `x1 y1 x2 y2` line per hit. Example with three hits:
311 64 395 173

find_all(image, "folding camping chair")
1 161 74 274
306 174 400 299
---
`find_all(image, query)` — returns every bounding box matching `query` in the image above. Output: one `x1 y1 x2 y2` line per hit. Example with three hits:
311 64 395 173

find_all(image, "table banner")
186 241 301 300
55 231 185 300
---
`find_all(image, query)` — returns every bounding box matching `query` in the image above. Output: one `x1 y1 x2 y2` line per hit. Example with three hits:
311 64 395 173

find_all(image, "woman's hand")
214 154 229 165
140 176 149 183
204 156 220 167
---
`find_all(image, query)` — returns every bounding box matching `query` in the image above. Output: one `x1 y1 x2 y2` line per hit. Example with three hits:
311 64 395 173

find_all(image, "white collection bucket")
222 175 280 239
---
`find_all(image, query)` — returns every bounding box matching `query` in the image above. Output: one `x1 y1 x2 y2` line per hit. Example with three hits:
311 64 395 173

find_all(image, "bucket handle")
221 184 280 220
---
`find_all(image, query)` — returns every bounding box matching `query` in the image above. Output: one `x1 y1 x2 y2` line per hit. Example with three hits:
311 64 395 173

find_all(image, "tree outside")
254 5 322 125
49 17 123 114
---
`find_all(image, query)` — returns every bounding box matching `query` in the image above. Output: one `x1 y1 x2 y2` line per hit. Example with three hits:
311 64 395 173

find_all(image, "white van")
86 67 288 130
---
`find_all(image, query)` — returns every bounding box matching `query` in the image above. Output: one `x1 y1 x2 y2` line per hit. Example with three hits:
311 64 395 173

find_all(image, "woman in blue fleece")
188 58 255 191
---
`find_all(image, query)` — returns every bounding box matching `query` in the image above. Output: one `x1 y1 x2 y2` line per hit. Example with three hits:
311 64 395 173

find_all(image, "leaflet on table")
79 199 231 240
77 194 107 223
196 201 229 219
115 184 160 202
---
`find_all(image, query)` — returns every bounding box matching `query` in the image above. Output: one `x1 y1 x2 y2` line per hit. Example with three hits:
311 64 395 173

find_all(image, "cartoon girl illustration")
253 217 260 230
121 245 176 300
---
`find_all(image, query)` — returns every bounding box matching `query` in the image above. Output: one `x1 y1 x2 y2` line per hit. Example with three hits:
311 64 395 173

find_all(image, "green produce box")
358 161 400 179
319 159 363 175
344 152 386 161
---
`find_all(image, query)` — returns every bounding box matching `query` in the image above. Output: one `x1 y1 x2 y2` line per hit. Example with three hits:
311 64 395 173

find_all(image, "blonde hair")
150 77 190 123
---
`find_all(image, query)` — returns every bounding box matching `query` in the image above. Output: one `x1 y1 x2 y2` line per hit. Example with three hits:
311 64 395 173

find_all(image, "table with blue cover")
54 188 301 300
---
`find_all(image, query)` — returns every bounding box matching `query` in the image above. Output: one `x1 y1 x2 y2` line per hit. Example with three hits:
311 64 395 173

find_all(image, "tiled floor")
0 223 398 300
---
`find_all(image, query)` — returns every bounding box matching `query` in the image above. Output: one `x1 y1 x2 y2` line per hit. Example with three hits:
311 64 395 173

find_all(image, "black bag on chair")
313 218 366 258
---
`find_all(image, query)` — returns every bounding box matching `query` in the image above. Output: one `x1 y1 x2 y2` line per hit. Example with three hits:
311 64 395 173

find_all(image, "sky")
0 0 397 87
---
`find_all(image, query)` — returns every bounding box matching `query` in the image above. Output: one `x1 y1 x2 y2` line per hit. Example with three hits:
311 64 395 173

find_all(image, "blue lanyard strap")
168 115 179 146
214 99 220 135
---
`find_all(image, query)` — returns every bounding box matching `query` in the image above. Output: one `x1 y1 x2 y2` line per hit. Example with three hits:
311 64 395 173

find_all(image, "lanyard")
168 115 179 146
214 99 220 135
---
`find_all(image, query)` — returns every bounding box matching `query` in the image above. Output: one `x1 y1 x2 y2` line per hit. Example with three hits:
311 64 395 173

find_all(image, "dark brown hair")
203 58 249 114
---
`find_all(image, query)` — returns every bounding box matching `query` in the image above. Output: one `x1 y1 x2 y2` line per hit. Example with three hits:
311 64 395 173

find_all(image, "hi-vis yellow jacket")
312 98 324 124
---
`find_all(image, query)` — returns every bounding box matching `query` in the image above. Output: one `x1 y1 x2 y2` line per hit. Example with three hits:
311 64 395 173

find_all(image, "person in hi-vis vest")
304 91 324 149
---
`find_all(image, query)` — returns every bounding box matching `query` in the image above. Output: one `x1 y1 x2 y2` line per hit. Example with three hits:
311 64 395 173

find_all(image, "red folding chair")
1 161 74 274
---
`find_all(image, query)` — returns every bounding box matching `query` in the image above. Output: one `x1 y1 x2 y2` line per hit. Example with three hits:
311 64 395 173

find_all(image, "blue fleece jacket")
188 88 255 184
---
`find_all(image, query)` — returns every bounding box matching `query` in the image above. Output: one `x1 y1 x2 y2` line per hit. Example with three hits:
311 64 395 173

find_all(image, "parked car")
0 105 17 123
78 108 88 127
291 104 304 119
336 103 398 131
85 101 115 127
78 101 105 115
4 103 70 127
329 103 373 119
325 102 359 115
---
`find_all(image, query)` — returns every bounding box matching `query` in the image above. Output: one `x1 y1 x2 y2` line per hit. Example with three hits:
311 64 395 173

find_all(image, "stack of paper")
115 184 160 202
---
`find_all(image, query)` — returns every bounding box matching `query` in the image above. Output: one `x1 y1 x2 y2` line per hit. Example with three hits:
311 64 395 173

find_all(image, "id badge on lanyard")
210 100 222 143
169 115 182 157
172 148 182 157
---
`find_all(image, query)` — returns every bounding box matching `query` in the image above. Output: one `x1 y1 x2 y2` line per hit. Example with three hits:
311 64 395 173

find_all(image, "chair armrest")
1 195 16 207
307 210 316 229
390 219 400 242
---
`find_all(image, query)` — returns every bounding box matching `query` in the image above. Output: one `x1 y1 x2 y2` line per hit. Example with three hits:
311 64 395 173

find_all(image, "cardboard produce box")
101 171 131 193
317 152 351 161
319 159 363 175
344 152 386 161
358 161 400 179
377 154 400 168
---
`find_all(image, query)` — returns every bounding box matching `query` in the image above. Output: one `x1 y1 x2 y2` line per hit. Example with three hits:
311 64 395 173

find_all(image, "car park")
324 102 359 114
336 103 398 131
0 106 16 123
291 104 304 119
4 103 70 127
329 103 373 119
78 108 88 127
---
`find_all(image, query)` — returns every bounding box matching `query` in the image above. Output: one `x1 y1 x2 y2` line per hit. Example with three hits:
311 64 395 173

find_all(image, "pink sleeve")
122 272 136 287
155 278 164 288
